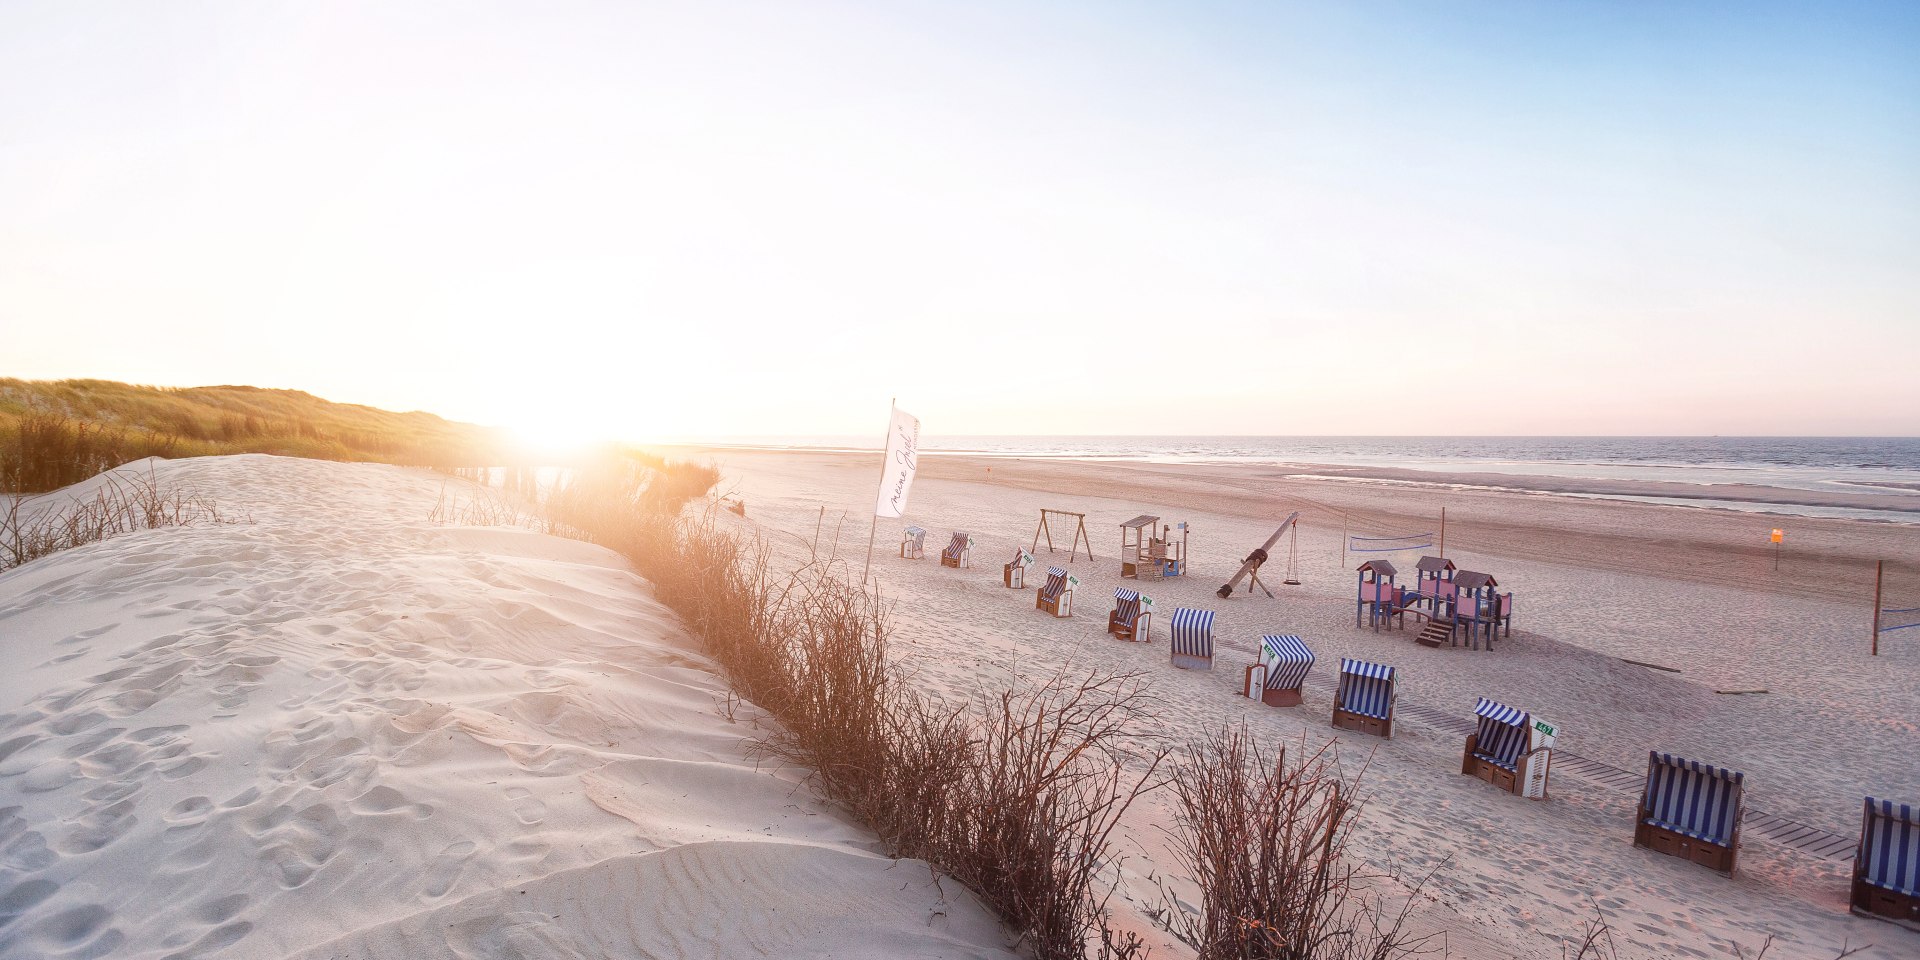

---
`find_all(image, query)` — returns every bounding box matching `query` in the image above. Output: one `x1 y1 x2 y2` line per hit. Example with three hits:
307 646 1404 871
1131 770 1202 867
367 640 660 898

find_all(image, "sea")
687 436 1920 524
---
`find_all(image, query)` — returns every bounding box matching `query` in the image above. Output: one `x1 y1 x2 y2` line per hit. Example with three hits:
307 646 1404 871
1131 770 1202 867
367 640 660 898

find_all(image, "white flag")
874 404 921 519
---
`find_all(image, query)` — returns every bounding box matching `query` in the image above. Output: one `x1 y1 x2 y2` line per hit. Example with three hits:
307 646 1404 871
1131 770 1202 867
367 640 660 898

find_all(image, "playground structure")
1119 515 1187 580
1003 548 1029 588
1355 559 1405 631
1413 555 1456 613
1032 508 1093 562
1451 571 1512 649
939 531 972 569
1216 512 1301 599
899 526 926 560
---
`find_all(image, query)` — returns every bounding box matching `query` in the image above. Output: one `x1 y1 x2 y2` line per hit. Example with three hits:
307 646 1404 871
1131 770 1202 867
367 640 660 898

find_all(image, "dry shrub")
1163 725 1425 960
548 459 1160 959
1 465 236 573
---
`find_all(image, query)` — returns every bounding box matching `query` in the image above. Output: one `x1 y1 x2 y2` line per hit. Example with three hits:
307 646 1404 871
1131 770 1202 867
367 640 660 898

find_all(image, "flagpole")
861 399 894 584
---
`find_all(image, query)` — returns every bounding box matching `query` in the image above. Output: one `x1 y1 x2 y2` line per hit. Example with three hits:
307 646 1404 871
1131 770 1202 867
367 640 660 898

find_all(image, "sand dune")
0 455 1016 960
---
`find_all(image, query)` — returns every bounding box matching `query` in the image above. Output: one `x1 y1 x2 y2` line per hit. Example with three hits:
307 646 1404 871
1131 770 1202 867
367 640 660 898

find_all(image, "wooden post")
1341 514 1347 569
1873 560 1884 656
1439 507 1446 560
813 505 824 557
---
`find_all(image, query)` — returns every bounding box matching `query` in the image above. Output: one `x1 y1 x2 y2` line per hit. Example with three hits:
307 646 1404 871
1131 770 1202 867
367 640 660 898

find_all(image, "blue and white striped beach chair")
1633 752 1744 875
1332 658 1396 738
1108 588 1150 642
1169 607 1214 670
1035 566 1073 618
1247 633 1313 707
900 526 926 560
1462 698 1533 794
1853 797 1920 925
1003 548 1027 588
940 531 971 569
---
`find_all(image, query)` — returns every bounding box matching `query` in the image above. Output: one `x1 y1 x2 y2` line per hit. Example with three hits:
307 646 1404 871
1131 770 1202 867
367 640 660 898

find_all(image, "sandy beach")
697 447 1920 959
0 456 1017 960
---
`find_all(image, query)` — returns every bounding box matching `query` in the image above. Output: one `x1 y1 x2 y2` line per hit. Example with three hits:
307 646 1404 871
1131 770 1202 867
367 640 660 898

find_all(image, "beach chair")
1169 607 1214 670
1035 566 1073 618
1461 698 1533 795
940 531 971 569
1633 752 1744 876
1332 658 1396 738
1107 588 1151 642
1852 798 1920 926
1244 633 1313 707
900 526 926 560
1003 548 1027 588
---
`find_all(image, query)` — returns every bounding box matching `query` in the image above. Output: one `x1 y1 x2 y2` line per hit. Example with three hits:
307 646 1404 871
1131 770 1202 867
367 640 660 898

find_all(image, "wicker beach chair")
1852 797 1920 926
1003 548 1027 588
1169 607 1214 670
900 526 926 560
1107 588 1151 642
940 531 971 569
1461 698 1533 795
1247 633 1313 707
1332 658 1396 738
1633 752 1744 875
1035 566 1073 618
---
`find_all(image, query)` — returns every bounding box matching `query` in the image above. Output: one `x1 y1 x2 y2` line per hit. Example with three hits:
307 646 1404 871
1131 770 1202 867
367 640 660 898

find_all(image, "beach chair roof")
1866 797 1920 827
1010 547 1027 562
1260 634 1313 664
1415 556 1455 574
1169 607 1214 631
1046 565 1068 578
1861 798 1920 896
1357 559 1397 577
1472 697 1528 727
1650 752 1743 784
1120 514 1159 529
1455 571 1498 590
905 525 926 537
1113 587 1141 602
1339 657 1395 681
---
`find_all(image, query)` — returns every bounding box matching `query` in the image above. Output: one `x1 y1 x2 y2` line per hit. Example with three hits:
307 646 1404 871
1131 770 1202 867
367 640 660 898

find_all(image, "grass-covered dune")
1 378 508 491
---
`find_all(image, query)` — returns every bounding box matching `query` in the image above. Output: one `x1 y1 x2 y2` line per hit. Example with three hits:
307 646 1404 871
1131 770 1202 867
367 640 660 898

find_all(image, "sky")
2 1 1916 442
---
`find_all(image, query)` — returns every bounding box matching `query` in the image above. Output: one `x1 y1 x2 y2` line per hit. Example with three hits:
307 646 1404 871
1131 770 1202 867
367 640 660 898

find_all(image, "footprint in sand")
421 840 478 899
20 903 122 959
54 797 138 854
347 785 433 820
504 787 546 826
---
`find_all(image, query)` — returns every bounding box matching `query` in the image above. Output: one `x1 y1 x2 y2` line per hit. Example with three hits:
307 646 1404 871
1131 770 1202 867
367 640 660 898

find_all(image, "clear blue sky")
2 1 1915 440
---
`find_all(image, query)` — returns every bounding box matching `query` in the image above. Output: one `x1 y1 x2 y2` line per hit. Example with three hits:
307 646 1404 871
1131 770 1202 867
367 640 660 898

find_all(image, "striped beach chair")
1461 698 1533 795
1107 588 1151 642
1003 548 1028 588
1852 798 1920 926
1035 566 1073 618
940 531 971 569
1332 658 1396 738
1633 752 1745 875
1243 633 1313 707
900 526 926 560
1169 607 1214 670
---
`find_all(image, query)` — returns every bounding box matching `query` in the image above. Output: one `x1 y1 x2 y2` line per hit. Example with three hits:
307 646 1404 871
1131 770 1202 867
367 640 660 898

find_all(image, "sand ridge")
0 455 1018 960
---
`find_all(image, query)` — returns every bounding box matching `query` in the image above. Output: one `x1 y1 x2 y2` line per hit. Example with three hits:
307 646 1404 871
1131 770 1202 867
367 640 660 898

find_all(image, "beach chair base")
1107 612 1149 642
1460 735 1524 795
1004 565 1023 588
1037 593 1072 618
900 546 923 560
1852 881 1920 928
1262 687 1303 708
1332 707 1391 739
1633 819 1738 876
1171 653 1212 671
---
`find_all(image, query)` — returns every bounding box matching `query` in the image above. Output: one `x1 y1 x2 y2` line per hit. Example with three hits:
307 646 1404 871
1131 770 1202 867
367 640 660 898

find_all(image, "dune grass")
0 378 508 491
